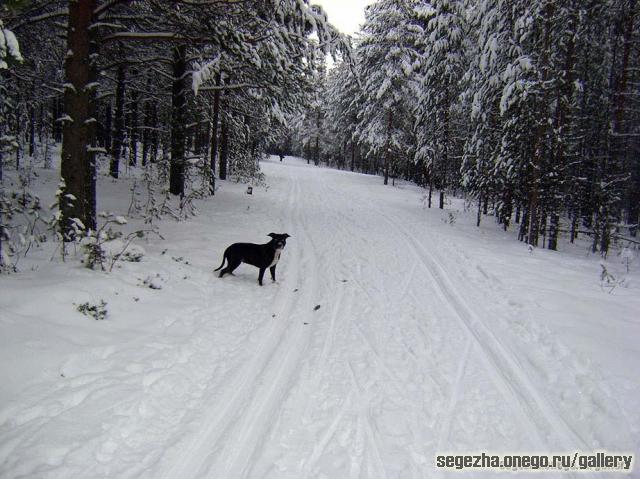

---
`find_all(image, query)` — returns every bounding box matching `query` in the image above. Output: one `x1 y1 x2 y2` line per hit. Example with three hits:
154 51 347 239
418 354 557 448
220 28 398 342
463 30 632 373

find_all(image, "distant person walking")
279 154 284 162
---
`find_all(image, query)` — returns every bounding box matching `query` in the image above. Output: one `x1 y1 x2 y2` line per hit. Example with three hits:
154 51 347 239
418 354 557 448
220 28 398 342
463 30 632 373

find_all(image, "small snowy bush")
0 188 49 272
76 300 108 320
81 212 158 271
81 213 126 270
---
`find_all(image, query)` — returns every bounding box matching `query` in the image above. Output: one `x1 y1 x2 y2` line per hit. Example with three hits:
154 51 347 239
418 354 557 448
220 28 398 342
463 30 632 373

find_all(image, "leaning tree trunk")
428 173 434 208
60 0 97 238
170 45 187 196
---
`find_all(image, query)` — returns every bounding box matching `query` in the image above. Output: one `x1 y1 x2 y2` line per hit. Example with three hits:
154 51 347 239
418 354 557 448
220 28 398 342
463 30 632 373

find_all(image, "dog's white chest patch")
269 248 282 267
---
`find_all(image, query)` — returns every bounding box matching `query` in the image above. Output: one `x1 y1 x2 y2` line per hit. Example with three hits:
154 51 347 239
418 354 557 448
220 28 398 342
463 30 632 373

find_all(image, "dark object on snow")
293 288 299 292
246 186 253 195
314 305 321 311
214 233 291 286
279 154 284 162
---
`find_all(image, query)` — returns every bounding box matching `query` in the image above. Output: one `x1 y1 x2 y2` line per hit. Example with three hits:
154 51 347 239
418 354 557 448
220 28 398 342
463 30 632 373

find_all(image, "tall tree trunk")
440 90 450 210
570 211 578 243
129 88 139 167
104 103 112 155
60 0 97 238
548 214 560 250
219 114 228 180
527 2 554 246
13 91 21 170
500 190 512 231
518 207 529 242
209 72 221 193
314 109 321 166
617 0 638 235
38 103 45 143
150 102 158 163
351 141 355 172
170 45 187 196
142 94 151 167
51 96 62 143
549 5 577 251
111 62 125 178
384 109 392 185
28 105 36 158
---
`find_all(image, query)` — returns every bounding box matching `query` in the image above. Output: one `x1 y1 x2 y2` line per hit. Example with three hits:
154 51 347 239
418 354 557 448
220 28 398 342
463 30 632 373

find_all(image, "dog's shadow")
220 272 279 286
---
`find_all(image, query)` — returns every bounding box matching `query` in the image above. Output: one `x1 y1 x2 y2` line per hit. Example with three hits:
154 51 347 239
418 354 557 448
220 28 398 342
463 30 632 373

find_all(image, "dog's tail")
213 254 226 272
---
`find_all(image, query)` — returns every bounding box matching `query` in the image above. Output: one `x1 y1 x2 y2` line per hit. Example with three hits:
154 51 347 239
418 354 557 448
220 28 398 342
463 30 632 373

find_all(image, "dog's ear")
268 233 276 238
283 233 291 238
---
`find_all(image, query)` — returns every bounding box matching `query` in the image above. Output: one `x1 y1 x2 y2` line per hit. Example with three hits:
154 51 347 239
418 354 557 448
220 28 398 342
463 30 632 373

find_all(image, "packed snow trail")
0 156 638 478
155 157 634 478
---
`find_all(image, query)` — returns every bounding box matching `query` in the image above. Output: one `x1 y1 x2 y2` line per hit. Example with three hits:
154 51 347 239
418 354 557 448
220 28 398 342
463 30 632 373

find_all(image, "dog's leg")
270 265 276 282
220 258 241 278
258 268 266 286
228 258 241 274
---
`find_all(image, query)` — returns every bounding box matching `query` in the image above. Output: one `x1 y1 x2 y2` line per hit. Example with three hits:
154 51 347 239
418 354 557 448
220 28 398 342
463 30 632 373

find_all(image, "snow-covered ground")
1 156 639 478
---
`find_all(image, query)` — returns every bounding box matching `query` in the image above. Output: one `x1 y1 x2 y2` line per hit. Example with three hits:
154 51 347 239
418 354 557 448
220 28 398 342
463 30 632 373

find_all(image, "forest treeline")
289 0 639 253
0 0 347 264
1 0 638 270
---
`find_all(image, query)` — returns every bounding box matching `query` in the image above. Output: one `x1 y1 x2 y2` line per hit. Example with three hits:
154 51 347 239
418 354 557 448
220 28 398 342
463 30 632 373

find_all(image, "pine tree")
357 0 416 184
413 0 467 208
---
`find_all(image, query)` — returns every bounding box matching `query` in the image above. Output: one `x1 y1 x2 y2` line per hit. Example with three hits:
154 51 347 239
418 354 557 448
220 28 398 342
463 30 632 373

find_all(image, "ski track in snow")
0 156 638 478
377 210 585 450
157 168 315 479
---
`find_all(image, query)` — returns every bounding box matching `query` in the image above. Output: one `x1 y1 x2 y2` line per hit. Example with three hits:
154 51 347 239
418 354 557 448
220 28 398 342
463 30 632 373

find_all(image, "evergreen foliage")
297 0 639 254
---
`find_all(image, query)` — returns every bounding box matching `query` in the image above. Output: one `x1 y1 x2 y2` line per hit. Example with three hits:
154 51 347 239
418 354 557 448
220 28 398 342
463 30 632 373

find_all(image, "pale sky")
313 0 374 35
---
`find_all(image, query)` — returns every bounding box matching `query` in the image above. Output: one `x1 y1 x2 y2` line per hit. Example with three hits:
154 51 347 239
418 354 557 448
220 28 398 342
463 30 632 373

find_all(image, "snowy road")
1 156 638 478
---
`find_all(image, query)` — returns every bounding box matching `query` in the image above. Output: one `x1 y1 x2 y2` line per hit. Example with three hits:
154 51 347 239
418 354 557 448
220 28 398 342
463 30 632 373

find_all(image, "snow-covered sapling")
81 212 128 270
599 263 626 294
0 185 48 272
620 247 634 274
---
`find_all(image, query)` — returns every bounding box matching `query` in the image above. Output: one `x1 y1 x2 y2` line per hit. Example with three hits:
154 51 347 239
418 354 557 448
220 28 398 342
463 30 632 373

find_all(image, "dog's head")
268 233 290 249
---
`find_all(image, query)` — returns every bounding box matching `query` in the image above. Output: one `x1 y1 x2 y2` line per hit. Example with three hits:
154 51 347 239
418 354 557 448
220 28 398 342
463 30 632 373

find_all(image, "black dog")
214 233 290 285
